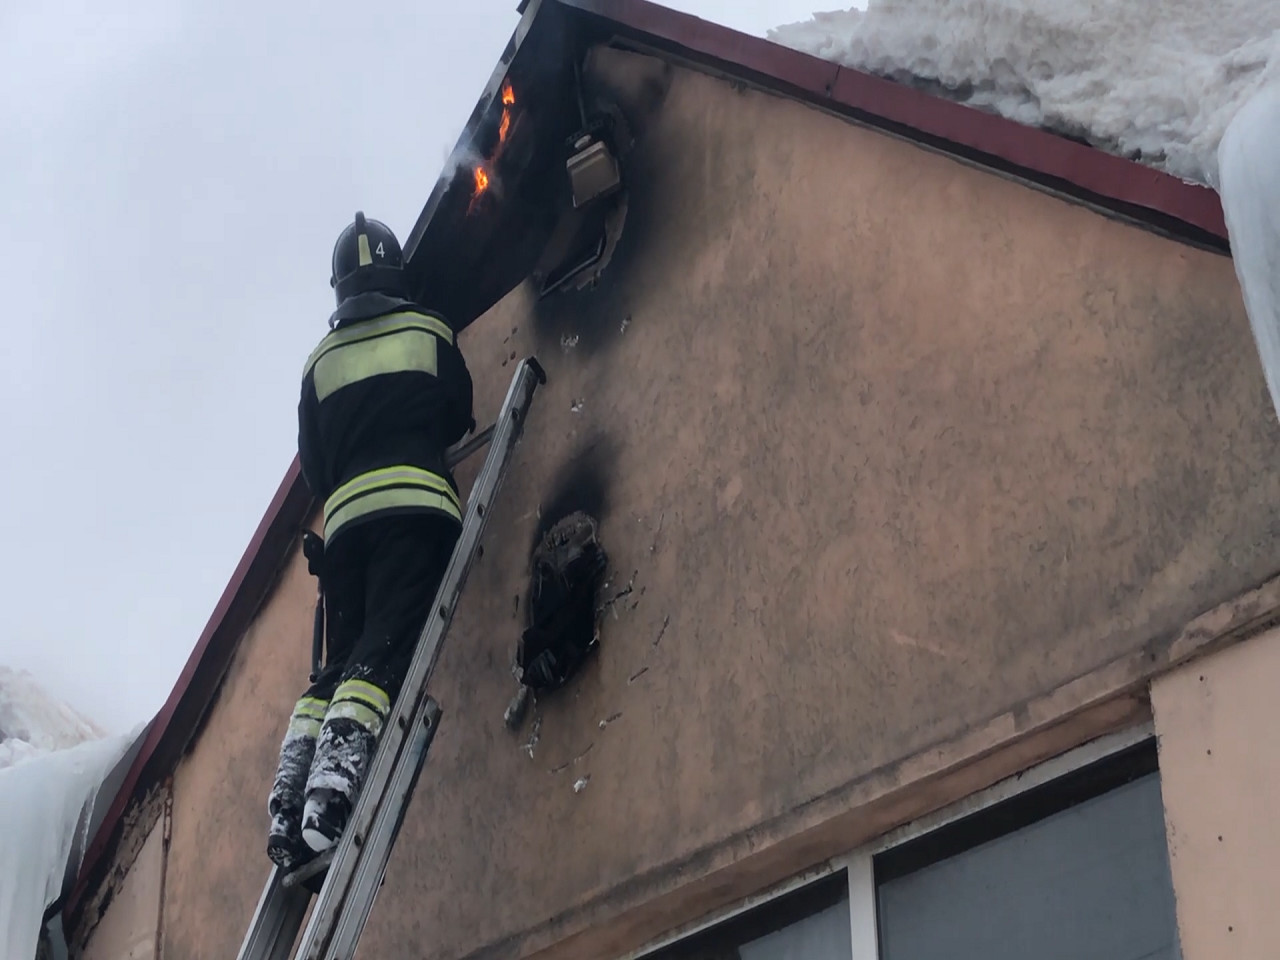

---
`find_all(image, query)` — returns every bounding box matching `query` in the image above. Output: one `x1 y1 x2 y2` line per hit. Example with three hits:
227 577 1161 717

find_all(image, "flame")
468 81 514 211
498 80 516 144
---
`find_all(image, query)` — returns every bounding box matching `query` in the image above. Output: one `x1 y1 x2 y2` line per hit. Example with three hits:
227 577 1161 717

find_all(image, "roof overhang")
401 0 1228 337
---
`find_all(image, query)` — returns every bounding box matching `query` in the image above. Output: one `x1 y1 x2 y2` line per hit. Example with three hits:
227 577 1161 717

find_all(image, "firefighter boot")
266 697 327 870
300 680 388 853
301 717 377 852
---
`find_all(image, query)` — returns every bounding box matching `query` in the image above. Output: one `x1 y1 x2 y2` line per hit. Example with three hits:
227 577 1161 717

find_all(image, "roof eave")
555 0 1228 252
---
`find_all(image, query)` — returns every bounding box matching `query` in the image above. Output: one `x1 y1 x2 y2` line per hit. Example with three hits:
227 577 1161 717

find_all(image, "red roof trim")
559 0 1228 245
827 68 1228 241
68 0 1233 929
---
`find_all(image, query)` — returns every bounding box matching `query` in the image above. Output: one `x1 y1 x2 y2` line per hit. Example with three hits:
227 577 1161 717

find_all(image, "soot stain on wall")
532 430 618 552
528 196 640 358
527 53 673 360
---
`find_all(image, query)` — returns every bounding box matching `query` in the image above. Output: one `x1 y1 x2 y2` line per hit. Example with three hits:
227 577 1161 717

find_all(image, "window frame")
626 720 1160 960
620 861 850 960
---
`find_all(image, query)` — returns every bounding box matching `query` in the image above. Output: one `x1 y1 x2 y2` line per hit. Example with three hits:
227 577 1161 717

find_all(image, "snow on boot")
301 718 376 853
268 805 308 871
301 786 353 854
266 696 327 869
301 679 387 853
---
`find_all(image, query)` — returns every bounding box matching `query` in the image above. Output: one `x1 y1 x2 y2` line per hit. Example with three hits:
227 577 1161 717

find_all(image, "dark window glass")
875 742 1182 960
644 872 851 960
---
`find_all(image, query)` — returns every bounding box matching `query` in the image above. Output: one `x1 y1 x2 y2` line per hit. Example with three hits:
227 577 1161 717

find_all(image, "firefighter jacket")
298 291 474 545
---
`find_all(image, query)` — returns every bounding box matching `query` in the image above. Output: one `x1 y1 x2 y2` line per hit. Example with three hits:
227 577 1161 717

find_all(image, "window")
872 740 1182 960
632 728 1182 960
642 872 852 960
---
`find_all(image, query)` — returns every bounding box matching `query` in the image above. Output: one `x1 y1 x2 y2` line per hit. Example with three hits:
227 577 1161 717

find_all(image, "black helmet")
330 211 405 304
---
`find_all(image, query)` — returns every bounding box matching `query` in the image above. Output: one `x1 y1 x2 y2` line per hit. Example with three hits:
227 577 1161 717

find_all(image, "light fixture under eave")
566 135 621 209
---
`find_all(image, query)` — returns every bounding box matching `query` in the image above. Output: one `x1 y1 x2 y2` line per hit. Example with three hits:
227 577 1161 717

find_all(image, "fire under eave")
403 1 592 333
404 0 1229 329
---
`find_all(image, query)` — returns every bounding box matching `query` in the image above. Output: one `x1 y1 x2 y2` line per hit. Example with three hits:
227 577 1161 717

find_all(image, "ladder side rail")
236 866 311 960
319 699 443 960
294 358 545 960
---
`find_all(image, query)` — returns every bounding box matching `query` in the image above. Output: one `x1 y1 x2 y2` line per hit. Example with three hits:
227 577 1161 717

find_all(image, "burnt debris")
517 511 608 694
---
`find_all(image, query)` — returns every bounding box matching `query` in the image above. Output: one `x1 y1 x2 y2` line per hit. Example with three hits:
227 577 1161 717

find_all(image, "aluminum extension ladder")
236 357 547 960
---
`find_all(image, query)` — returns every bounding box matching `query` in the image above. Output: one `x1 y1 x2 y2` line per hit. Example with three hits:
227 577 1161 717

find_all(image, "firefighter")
266 212 474 869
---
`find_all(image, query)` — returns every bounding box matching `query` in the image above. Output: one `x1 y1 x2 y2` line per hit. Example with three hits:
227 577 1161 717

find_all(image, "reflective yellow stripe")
293 697 329 720
322 466 462 540
334 679 391 715
313 327 439 402
287 715 323 738
324 487 461 540
326 466 460 513
357 233 373 266
327 699 385 736
286 695 329 738
327 679 392 737
303 311 454 379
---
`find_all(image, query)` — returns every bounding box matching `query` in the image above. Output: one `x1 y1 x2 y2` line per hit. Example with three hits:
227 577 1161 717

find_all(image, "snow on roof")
769 0 1280 188
1 730 142 960
0 666 145 959
0 666 105 769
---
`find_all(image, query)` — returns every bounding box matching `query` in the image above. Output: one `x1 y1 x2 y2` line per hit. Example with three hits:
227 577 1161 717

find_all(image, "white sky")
0 0 857 734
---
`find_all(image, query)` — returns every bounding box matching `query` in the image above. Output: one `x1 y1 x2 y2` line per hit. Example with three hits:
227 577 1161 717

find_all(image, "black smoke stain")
530 430 618 552
526 93 672 359
527 205 630 357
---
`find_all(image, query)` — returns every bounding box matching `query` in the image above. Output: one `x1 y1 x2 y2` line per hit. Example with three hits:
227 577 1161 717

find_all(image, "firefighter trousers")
303 514 459 730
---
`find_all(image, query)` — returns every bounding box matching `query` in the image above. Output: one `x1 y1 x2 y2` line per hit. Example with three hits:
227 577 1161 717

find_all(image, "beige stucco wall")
162 533 320 957
79 817 164 960
147 51 1280 960
1153 626 1280 960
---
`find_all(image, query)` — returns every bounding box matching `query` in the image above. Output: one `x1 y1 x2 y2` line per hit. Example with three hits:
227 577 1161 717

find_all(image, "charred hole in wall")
513 433 616 697
517 512 608 694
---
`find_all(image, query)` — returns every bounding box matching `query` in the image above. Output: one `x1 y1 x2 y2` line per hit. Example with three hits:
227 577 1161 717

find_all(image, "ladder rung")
444 423 496 469
281 850 333 891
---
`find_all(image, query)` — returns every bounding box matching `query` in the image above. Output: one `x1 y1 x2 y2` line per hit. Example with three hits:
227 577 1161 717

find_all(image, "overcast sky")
0 0 857 734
